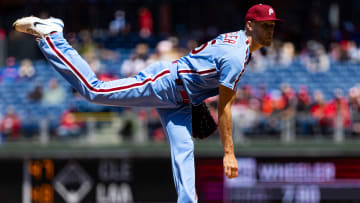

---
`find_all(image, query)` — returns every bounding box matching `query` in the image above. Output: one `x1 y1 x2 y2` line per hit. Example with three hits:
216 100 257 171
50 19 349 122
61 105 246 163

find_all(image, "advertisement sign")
196 157 360 202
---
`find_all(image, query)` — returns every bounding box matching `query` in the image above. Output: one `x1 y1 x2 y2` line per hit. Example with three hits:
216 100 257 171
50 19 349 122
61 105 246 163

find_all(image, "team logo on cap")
269 8 274 16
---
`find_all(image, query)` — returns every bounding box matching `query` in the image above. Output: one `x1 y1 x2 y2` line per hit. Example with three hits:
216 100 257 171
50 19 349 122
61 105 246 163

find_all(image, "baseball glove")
192 102 218 139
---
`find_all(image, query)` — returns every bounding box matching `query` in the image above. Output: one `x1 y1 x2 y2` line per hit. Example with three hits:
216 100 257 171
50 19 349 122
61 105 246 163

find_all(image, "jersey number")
191 40 217 55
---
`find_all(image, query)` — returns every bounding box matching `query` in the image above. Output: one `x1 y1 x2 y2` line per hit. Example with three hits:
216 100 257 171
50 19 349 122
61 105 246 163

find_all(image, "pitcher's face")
252 21 276 47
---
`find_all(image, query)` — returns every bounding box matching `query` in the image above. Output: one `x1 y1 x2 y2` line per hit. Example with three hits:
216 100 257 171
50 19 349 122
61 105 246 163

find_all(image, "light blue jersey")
37 30 250 203
176 30 250 104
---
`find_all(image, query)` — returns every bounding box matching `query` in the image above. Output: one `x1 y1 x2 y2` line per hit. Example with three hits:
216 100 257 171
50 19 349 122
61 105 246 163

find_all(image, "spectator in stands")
330 41 351 63
118 108 137 141
18 58 35 79
265 39 282 66
57 109 82 138
120 43 149 77
260 84 296 136
146 40 182 64
109 10 126 36
329 42 342 62
279 42 295 67
255 84 267 105
0 105 21 140
27 84 43 103
280 84 297 115
78 30 95 54
138 7 153 38
85 48 103 74
261 90 274 117
296 86 315 135
278 84 297 135
311 90 331 135
348 86 360 135
247 49 267 72
147 108 165 142
261 89 284 135
347 41 360 63
252 84 269 135
77 30 120 79
234 85 252 106
326 89 351 132
232 91 261 139
0 56 19 83
300 40 330 73
42 78 66 106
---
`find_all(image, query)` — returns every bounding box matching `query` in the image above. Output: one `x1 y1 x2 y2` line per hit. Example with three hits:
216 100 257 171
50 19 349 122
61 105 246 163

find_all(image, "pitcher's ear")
245 20 254 32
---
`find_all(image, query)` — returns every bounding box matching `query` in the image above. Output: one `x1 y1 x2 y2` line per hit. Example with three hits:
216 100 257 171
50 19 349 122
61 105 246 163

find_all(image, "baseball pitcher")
13 4 281 202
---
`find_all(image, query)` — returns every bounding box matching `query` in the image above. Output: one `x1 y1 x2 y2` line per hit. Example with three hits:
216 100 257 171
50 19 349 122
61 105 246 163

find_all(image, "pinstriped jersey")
176 30 250 105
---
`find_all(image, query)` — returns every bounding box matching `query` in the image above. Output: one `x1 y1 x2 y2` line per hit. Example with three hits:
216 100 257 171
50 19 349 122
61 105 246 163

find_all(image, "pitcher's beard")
261 39 273 47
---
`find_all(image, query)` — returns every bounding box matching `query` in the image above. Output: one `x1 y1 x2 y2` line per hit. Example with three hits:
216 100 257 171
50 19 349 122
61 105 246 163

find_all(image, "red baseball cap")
245 4 282 22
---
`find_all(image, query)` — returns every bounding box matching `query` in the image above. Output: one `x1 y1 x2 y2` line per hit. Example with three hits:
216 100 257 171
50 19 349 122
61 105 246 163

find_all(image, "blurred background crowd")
1 0 360 143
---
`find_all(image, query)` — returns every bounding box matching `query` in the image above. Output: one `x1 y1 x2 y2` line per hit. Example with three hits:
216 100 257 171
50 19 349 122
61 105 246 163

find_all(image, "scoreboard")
0 158 176 203
2 157 360 202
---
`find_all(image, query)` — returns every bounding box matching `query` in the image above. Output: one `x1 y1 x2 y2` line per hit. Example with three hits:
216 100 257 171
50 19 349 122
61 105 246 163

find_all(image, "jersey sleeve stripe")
45 36 170 93
178 68 217 75
233 63 246 91
232 47 249 91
